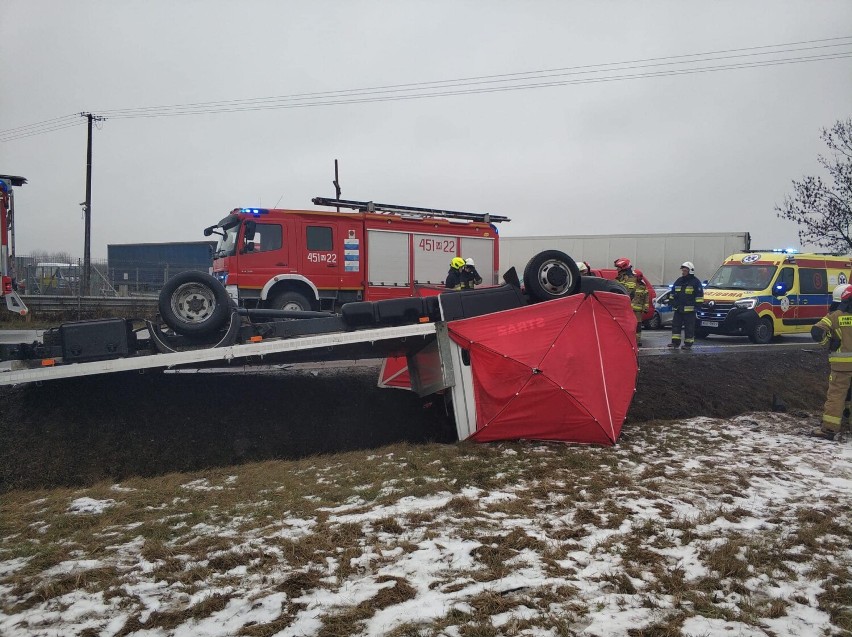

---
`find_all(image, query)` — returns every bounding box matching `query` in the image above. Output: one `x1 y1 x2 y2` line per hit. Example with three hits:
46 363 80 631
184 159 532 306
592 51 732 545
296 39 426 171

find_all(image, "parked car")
644 286 674 329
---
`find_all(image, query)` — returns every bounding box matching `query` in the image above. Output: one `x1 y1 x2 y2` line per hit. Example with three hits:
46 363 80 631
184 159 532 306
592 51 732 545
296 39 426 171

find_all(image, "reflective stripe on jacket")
812 310 852 370
671 274 704 313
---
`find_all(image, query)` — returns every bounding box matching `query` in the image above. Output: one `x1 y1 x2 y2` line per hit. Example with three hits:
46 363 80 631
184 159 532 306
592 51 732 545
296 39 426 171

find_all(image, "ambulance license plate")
701 321 719 327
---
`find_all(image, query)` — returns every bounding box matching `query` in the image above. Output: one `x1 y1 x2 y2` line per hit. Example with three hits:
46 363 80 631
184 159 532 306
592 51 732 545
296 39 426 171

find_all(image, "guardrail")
20 295 158 315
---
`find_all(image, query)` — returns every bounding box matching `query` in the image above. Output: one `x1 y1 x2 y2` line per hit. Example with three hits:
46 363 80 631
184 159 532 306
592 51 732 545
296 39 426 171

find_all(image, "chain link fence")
12 255 211 297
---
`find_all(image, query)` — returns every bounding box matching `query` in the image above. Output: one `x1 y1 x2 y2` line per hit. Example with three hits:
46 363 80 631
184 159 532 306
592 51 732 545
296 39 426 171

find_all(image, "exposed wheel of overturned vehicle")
159 271 231 336
523 250 581 302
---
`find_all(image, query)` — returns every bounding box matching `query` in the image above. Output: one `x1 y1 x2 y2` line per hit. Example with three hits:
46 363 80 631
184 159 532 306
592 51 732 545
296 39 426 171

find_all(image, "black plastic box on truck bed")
60 319 134 363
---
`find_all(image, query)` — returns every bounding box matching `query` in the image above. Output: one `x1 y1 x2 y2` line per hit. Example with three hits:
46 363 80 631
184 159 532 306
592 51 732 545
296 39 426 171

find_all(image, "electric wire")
97 38 852 116
104 52 852 119
2 36 850 141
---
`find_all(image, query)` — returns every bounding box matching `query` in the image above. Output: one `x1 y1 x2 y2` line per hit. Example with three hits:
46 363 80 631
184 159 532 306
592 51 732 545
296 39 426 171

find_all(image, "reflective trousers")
823 369 852 432
671 311 695 345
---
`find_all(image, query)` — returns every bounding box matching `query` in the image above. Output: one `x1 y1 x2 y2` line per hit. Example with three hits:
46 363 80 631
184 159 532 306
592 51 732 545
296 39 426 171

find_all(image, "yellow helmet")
451 257 466 270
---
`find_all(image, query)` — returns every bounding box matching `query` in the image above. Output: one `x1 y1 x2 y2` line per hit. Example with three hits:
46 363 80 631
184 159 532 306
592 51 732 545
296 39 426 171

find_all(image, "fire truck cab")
205 198 508 312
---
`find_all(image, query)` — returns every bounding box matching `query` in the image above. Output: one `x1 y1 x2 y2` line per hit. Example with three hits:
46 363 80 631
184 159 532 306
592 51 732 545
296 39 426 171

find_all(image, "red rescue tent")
446 292 638 445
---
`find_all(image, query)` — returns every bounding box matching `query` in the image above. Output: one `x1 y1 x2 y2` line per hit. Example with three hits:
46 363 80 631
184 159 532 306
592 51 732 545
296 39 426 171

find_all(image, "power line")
103 52 852 119
2 36 850 140
96 37 852 117
0 114 80 135
0 119 85 143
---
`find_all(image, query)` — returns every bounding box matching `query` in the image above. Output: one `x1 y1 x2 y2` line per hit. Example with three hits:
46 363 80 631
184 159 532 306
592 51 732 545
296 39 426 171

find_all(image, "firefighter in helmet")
810 283 852 440
578 261 592 276
461 257 483 290
445 257 466 290
614 258 649 347
669 261 704 350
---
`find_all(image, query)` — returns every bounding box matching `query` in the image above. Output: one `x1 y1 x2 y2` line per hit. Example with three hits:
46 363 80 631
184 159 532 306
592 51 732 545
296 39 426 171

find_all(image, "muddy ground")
0 348 830 492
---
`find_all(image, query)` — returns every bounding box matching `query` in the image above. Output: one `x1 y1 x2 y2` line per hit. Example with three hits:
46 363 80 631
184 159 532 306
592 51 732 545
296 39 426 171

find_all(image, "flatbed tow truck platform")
0 254 640 445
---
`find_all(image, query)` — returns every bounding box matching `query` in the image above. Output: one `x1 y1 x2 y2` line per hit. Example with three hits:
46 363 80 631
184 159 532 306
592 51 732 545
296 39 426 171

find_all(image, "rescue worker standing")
669 261 703 350
810 283 852 440
445 257 466 290
461 257 483 290
614 258 649 347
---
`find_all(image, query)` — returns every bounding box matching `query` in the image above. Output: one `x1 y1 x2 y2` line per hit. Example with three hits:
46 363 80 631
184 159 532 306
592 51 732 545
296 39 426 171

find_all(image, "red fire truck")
201 197 508 313
0 175 28 316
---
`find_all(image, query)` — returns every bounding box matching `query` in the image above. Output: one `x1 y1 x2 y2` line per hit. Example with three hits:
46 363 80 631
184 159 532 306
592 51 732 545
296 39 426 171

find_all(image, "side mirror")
203 225 215 237
244 220 257 241
773 282 788 296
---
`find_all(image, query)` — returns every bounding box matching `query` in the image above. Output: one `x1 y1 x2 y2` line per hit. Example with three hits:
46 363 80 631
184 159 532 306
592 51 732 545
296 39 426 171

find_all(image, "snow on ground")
0 412 850 636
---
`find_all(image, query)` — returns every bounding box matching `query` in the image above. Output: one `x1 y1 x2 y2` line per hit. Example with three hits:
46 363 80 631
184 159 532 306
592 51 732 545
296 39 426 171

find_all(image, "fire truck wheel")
269 290 312 312
159 271 230 336
523 250 581 302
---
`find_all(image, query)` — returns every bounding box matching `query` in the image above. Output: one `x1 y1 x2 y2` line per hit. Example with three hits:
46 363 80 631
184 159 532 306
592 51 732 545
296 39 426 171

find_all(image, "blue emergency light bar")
239 208 269 216
770 248 799 254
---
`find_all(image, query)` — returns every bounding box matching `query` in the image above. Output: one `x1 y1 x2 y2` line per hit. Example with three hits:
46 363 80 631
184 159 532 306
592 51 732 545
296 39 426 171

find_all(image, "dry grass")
0 413 849 636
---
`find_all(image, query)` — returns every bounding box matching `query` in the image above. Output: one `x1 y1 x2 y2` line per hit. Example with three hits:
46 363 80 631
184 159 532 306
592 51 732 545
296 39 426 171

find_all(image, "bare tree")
776 117 852 252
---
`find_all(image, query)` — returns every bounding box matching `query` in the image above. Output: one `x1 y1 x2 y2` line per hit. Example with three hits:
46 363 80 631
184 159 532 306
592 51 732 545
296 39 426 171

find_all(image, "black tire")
645 312 662 330
749 316 774 344
159 271 231 336
522 250 581 302
269 290 312 312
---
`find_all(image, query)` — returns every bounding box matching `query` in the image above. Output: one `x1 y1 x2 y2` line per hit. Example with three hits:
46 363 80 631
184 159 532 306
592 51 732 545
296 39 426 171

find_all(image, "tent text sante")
496 317 546 337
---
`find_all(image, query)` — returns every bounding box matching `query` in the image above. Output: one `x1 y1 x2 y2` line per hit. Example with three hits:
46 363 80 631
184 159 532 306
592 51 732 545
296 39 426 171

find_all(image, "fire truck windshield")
213 225 239 259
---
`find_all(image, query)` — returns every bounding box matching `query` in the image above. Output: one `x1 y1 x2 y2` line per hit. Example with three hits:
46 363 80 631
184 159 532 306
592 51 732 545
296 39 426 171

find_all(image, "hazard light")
1 276 11 294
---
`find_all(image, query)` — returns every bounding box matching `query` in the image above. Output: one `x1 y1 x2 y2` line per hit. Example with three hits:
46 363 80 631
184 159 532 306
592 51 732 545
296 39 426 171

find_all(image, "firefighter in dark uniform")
669 261 704 350
461 258 483 290
614 258 649 347
810 283 852 440
445 257 466 290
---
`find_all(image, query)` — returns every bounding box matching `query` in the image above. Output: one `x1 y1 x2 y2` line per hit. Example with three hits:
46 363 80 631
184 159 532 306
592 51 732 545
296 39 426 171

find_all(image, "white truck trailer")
500 232 751 286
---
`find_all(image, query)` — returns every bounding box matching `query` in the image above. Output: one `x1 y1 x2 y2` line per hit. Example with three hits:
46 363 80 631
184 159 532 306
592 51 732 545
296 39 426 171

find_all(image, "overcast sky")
1 1 851 259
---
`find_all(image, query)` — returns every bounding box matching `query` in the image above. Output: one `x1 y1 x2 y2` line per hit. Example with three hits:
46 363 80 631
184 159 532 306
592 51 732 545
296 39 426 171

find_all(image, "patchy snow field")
1 413 850 636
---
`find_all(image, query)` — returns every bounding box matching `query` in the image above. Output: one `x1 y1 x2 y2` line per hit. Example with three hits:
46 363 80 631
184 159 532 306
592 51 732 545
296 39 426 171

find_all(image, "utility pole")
333 159 341 212
81 112 104 295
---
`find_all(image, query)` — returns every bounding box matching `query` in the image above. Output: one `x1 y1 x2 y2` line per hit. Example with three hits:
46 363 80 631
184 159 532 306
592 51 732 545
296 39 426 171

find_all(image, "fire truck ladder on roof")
311 197 510 224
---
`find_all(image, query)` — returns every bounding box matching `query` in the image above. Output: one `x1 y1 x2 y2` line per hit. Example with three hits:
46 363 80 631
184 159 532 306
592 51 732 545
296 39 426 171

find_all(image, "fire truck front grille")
697 302 735 321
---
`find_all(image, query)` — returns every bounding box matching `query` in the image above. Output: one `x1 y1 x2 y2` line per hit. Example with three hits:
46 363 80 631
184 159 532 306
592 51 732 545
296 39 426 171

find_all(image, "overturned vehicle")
1 251 639 446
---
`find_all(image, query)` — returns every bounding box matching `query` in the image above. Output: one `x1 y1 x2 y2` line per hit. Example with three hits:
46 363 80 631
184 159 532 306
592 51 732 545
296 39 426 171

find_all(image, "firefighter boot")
810 427 837 440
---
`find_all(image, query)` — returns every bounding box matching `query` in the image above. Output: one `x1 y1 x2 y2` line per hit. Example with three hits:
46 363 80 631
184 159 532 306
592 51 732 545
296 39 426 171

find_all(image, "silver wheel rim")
279 300 305 312
536 259 573 296
171 282 217 324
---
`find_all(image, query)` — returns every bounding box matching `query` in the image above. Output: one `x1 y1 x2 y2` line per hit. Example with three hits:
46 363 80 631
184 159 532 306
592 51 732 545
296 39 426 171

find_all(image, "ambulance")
696 250 852 343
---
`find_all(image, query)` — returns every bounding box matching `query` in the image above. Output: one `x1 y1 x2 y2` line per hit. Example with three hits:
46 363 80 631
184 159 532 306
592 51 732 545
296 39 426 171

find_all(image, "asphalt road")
639 327 818 355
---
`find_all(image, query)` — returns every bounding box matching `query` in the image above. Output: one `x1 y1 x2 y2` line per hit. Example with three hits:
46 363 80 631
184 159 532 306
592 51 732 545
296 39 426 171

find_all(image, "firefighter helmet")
832 284 852 303
464 258 476 267
614 258 631 271
450 257 466 270
681 261 695 274
578 261 589 275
